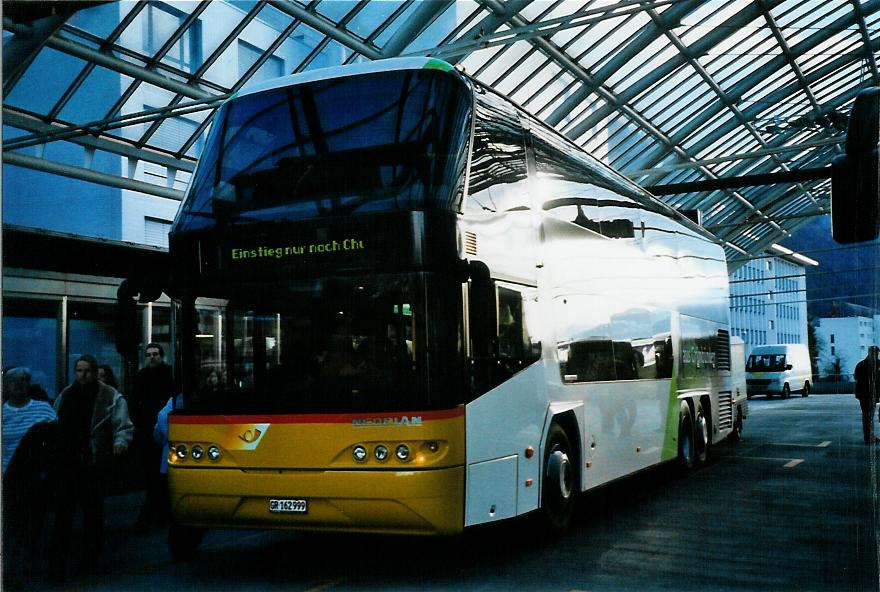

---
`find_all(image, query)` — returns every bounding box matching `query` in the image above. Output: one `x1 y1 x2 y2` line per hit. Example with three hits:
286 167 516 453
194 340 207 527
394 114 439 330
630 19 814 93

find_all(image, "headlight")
396 444 410 461
191 445 204 460
353 445 367 462
374 445 389 461
207 445 221 461
174 444 188 460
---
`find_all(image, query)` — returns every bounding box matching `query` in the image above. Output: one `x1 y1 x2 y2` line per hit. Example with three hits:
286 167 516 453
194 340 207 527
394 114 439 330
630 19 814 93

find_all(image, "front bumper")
169 465 465 535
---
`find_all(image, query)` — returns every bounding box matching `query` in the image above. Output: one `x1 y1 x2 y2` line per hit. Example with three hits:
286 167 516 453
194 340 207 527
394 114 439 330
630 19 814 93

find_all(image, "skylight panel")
57 67 134 125
531 74 579 117
679 0 744 46
197 2 256 61
314 0 358 23
66 1 139 39
403 2 470 55
347 0 404 39
630 64 692 115
569 15 631 71
372 2 423 48
742 69 798 113
681 109 732 151
477 42 532 85
606 36 678 93
5 48 88 117
509 60 563 104
560 92 606 135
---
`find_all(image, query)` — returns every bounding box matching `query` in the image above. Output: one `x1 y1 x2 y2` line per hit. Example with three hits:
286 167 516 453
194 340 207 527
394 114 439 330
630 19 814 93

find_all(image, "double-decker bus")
162 57 745 554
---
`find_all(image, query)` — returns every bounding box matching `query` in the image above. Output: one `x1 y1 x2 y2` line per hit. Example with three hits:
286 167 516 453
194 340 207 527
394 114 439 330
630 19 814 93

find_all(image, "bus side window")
496 286 541 374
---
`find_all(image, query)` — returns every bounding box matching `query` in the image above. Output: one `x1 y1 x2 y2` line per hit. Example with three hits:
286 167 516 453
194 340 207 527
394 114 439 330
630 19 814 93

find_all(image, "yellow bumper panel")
168 408 465 535
170 466 464 535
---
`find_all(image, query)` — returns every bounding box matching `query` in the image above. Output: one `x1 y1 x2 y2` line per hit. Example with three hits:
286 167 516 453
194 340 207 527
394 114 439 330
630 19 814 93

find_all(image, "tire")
677 402 695 473
168 522 204 562
541 423 576 534
694 399 711 465
730 409 743 442
782 384 791 399
801 381 810 397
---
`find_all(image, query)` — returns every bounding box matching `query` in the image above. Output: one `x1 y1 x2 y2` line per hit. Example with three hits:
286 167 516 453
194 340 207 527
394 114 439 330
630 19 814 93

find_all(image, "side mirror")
786 364 793 371
831 87 880 243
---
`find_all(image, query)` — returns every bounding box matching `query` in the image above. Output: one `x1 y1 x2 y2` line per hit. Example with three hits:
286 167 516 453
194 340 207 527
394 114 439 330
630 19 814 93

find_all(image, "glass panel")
142 2 202 73
66 2 136 38
348 0 405 38
2 306 58 400
58 66 127 124
315 0 358 21
5 48 88 115
68 302 122 392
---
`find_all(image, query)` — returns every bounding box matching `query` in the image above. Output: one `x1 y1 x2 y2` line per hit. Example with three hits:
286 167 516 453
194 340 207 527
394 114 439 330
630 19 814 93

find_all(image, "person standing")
49 355 133 582
854 345 880 444
2 367 57 473
131 343 175 530
2 367 59 585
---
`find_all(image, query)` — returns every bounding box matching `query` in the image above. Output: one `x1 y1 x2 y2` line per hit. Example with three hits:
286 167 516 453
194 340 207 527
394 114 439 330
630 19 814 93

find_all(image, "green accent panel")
661 376 679 461
423 58 454 72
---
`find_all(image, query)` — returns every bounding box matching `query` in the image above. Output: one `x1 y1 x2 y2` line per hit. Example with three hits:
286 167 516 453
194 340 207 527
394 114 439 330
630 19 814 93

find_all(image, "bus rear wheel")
730 409 743 442
542 423 575 534
677 402 695 473
801 381 810 397
695 399 711 465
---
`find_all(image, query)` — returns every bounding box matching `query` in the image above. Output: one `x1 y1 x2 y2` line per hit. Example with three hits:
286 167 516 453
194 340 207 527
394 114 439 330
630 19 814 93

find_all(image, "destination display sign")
173 211 459 282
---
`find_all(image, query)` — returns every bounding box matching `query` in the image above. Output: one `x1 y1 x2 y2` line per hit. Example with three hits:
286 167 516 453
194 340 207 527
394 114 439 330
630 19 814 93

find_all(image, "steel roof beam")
627 137 842 177
3 108 195 172
850 0 880 84
2 5 85 92
380 0 455 57
266 0 382 60
544 0 702 127
559 0 782 140
45 35 214 100
636 0 880 172
4 151 184 201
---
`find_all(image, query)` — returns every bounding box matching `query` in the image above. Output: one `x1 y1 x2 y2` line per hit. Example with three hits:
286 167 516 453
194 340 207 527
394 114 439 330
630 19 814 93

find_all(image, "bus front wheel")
542 423 575 533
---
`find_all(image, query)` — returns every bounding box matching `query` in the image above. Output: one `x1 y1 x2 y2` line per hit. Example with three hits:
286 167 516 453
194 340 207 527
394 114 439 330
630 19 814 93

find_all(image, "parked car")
746 344 812 399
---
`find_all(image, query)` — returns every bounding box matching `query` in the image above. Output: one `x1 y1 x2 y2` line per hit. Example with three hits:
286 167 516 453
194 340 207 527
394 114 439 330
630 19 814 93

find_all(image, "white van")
745 344 812 399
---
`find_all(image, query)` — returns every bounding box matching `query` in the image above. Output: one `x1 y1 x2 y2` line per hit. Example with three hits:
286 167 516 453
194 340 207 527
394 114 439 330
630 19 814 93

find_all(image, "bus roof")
235 57 456 99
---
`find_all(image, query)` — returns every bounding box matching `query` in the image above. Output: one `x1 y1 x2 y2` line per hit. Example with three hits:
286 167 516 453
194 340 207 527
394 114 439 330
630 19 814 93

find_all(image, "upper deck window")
177 69 470 232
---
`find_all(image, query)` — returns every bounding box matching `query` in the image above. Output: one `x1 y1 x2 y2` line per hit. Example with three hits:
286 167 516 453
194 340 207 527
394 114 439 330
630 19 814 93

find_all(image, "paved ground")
5 393 879 591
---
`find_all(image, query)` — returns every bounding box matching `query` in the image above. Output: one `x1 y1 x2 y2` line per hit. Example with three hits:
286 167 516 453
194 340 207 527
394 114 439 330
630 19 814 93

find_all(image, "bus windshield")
183 272 463 414
178 69 471 231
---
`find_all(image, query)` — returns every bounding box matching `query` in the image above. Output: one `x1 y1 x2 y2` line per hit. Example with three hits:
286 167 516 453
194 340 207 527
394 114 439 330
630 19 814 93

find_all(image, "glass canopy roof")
3 0 878 264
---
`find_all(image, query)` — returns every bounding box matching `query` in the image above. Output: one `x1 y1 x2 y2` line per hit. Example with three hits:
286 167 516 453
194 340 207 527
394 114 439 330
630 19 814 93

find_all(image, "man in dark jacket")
854 345 880 444
50 354 133 582
130 343 175 530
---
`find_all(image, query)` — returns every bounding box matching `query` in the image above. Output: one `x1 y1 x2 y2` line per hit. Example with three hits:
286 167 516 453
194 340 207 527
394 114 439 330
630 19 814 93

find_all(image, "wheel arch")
541 403 584 493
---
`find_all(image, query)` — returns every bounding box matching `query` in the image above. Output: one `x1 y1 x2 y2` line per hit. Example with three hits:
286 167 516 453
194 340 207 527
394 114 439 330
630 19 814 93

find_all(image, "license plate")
269 498 308 514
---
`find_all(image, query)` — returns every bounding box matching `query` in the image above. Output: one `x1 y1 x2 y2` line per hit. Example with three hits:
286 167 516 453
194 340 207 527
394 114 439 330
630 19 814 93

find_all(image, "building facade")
728 253 810 359
815 315 880 379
